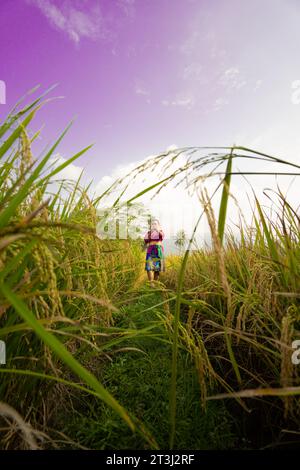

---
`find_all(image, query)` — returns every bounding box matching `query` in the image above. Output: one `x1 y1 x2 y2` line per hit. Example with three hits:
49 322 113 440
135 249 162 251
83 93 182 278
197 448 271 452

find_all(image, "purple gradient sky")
1 0 300 181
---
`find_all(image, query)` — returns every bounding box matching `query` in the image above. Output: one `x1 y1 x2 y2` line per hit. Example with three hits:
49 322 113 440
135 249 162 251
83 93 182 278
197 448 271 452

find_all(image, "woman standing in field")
144 219 165 286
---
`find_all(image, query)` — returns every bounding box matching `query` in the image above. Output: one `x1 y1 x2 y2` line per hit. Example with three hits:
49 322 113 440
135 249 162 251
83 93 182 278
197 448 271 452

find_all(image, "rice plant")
0 89 154 449
2 87 300 449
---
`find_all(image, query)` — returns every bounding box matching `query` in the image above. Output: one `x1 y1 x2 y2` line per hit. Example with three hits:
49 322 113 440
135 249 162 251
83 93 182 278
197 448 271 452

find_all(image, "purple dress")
144 230 165 272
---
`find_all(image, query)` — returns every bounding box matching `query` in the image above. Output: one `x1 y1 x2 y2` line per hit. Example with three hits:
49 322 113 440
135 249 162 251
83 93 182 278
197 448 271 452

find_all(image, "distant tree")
174 229 187 255
96 202 149 241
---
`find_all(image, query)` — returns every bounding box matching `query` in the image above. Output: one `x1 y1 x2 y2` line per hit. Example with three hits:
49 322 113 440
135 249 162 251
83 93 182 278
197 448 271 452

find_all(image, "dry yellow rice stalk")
19 129 33 182
32 244 64 318
198 186 232 326
0 402 39 450
280 305 297 418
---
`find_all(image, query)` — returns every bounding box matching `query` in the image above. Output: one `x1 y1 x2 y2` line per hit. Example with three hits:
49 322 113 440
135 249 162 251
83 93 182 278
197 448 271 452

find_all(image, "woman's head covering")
150 218 162 231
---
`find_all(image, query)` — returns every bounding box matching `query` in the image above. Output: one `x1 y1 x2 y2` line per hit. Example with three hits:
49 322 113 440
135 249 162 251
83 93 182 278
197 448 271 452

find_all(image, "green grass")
55 287 237 450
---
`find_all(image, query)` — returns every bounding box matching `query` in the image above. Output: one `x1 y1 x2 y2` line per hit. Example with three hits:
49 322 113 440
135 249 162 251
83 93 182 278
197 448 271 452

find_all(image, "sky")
1 0 300 248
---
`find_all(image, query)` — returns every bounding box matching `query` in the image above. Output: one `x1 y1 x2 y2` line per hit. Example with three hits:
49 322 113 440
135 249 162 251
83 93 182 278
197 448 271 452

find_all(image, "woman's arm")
144 231 150 243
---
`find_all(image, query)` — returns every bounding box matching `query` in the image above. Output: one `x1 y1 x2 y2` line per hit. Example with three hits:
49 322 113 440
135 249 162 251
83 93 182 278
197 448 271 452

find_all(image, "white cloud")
166 144 178 152
134 79 151 104
116 0 135 19
213 97 229 111
27 0 106 44
253 79 262 91
0 80 6 105
179 30 200 55
220 67 247 91
49 154 83 181
182 62 203 81
162 93 195 110
135 86 149 96
211 67 247 112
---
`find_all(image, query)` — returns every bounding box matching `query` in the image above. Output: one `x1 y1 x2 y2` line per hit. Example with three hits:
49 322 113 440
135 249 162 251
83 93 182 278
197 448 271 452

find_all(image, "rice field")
1 89 300 449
